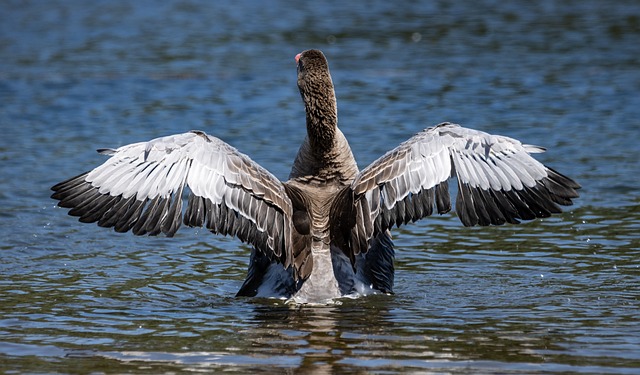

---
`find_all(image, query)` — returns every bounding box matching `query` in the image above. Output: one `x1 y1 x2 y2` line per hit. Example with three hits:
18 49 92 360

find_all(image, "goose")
51 49 580 304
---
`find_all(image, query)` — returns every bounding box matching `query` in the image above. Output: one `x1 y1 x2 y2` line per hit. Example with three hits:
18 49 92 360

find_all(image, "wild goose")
51 49 580 304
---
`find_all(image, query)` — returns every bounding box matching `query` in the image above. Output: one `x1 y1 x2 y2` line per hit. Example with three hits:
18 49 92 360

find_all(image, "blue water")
1 1 639 373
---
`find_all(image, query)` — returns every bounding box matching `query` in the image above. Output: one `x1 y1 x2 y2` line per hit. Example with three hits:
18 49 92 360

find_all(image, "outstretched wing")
335 122 580 259
51 130 301 273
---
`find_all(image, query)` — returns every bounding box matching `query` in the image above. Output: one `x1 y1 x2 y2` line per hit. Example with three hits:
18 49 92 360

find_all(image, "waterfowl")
51 49 580 303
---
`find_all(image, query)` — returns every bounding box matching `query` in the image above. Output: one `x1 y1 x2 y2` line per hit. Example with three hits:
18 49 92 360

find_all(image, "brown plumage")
51 49 580 303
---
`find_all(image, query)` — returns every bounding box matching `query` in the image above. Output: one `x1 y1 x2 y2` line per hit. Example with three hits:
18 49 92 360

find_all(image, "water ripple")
2 0 640 373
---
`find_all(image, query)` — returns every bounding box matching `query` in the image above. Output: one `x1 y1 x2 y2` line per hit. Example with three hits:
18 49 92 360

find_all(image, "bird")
51 49 580 304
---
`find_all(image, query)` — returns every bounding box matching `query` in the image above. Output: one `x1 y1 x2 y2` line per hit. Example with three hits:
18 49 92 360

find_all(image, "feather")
51 51 581 302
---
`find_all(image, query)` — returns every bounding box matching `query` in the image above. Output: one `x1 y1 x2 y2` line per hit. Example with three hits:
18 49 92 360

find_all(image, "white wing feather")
340 122 579 257
52 130 295 268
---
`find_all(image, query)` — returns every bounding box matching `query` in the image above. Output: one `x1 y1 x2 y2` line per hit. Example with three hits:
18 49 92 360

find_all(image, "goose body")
51 49 580 304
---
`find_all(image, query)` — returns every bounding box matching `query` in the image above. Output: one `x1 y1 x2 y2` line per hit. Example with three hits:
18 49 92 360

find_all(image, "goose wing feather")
342 122 580 257
51 130 297 271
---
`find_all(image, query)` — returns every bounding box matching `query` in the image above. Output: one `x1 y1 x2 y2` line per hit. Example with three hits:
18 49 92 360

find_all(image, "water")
1 0 639 373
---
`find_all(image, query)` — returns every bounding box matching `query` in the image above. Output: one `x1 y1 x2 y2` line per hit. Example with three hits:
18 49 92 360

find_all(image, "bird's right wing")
331 122 580 262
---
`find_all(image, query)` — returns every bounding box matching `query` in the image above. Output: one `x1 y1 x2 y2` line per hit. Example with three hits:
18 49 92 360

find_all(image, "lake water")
1 0 639 373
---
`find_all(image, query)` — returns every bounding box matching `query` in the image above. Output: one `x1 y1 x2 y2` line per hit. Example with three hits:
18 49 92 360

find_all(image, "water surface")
1 0 639 373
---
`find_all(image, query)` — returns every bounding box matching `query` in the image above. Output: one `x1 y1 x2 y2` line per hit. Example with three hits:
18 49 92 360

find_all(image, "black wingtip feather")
456 182 479 227
51 172 90 193
78 195 121 223
98 196 136 228
114 199 146 233
162 187 184 237
435 183 452 214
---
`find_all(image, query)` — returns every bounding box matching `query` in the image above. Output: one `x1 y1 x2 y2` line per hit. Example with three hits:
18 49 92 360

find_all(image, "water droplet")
411 32 422 42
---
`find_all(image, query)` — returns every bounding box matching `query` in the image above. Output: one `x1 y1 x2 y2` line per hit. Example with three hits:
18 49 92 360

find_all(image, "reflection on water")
2 0 640 373
2 205 638 373
4 278 638 374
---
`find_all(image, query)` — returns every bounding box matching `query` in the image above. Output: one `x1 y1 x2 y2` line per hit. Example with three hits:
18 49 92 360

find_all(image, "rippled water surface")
1 0 639 373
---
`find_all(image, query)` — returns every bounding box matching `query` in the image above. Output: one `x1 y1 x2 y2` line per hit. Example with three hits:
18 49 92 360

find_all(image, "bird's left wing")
51 131 298 270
